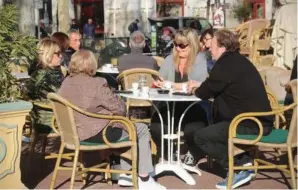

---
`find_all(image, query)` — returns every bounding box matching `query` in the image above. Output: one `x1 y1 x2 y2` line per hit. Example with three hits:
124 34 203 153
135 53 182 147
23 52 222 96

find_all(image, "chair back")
286 102 297 146
47 93 80 147
152 56 165 68
117 68 161 108
265 86 279 109
287 80 297 146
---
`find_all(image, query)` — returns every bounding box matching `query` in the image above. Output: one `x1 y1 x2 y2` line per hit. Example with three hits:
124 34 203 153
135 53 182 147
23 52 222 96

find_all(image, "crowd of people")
26 25 279 189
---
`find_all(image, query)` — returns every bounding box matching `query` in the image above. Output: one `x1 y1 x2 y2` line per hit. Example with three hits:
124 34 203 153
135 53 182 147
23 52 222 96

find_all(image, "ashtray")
157 89 170 94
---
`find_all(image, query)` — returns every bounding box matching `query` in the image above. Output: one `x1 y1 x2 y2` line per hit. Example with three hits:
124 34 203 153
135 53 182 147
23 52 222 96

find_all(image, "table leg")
153 101 202 186
151 102 165 162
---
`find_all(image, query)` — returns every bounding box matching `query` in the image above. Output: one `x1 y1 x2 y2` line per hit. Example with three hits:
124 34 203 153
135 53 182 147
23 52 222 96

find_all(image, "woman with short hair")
58 50 166 190
51 32 71 68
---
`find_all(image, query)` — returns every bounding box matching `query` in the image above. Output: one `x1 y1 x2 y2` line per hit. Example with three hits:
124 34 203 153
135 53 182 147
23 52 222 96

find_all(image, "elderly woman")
58 50 166 190
151 28 209 166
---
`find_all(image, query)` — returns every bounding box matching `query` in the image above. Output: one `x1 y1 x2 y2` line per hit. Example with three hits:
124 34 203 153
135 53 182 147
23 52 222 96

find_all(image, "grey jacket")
159 52 208 82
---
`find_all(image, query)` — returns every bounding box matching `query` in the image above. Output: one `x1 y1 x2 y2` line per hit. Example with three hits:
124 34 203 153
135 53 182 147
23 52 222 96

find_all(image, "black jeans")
193 121 271 168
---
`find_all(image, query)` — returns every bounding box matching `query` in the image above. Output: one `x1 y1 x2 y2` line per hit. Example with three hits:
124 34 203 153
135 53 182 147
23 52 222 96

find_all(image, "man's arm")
193 63 229 100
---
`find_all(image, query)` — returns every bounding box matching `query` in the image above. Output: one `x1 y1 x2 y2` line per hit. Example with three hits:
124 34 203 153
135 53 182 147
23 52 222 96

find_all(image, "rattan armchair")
236 19 270 56
116 68 161 122
47 93 138 189
227 102 297 189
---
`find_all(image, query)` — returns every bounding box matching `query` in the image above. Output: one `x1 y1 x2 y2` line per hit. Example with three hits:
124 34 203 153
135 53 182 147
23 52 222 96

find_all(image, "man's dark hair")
214 29 240 52
135 19 139 23
200 28 214 43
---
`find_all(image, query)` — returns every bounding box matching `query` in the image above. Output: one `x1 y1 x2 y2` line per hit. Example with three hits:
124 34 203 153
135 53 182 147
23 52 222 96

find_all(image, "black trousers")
193 121 271 168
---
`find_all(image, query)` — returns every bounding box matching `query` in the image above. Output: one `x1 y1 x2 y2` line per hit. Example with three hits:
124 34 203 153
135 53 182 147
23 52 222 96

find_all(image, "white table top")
96 67 119 74
119 88 201 102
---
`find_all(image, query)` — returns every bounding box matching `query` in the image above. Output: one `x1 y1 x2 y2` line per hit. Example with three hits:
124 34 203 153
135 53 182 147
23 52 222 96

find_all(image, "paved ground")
21 138 296 189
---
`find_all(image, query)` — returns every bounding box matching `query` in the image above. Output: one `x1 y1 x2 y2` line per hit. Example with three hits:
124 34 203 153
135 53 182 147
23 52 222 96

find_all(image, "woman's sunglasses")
54 51 62 57
174 42 189 49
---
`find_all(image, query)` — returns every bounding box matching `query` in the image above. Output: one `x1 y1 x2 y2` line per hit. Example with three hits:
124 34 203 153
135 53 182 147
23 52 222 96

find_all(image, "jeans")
85 123 154 174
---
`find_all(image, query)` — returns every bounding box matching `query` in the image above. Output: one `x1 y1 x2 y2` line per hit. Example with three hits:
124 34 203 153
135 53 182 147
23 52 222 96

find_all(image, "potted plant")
232 0 252 23
0 4 36 188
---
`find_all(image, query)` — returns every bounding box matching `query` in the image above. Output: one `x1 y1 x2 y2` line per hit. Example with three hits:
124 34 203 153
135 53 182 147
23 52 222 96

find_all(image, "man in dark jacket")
188 29 273 189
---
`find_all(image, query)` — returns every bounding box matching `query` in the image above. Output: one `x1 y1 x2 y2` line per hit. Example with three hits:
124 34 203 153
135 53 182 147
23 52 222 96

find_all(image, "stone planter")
0 101 32 189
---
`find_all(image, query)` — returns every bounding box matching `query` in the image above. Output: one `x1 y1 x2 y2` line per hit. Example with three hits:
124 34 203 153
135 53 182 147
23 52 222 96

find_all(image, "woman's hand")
153 77 164 88
187 80 201 93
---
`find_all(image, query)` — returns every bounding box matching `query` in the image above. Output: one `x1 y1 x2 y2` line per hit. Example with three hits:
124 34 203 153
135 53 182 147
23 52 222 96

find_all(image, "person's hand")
153 77 164 88
187 80 201 93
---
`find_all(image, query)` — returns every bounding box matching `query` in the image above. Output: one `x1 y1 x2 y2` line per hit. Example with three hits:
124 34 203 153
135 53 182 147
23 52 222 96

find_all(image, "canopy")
271 0 297 69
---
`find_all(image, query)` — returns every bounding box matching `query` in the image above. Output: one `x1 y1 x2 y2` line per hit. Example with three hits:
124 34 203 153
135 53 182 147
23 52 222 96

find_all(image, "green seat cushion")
236 129 288 144
80 136 130 146
278 100 284 105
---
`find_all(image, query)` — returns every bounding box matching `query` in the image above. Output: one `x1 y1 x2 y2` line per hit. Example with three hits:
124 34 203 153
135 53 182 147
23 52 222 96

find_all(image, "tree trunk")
0 0 3 9
206 0 211 22
58 0 70 33
52 0 58 32
16 0 35 36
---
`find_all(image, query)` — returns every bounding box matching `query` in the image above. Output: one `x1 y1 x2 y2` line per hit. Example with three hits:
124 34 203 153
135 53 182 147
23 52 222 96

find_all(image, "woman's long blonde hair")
173 28 200 74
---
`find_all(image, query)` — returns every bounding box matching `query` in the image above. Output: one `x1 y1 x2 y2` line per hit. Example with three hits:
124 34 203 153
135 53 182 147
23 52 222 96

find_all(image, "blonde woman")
151 28 209 167
58 50 166 190
26 38 64 139
27 37 64 100
154 28 208 89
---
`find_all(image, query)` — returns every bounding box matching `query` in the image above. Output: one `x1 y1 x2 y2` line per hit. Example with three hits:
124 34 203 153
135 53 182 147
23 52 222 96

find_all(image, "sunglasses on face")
54 51 62 57
203 37 212 42
174 42 189 49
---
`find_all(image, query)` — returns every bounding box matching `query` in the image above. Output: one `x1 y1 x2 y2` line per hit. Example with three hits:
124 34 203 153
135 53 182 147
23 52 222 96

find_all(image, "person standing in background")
70 19 80 31
128 19 140 34
83 18 95 38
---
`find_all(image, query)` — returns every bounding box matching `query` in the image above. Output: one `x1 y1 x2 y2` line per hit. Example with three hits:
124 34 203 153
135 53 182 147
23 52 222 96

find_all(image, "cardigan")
159 52 208 82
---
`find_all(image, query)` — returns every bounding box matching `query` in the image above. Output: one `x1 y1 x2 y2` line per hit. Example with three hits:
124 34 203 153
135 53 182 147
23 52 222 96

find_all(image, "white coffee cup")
132 82 139 91
105 64 113 68
181 83 188 92
141 86 149 96
163 81 172 89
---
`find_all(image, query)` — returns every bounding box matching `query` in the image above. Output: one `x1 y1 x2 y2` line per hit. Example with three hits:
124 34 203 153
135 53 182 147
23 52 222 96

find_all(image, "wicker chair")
152 56 165 68
116 68 161 123
236 19 270 56
116 68 161 157
227 101 297 189
47 93 138 189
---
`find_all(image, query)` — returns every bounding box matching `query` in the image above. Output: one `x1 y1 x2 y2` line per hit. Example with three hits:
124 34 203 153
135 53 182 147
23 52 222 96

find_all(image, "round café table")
96 67 119 89
119 88 202 185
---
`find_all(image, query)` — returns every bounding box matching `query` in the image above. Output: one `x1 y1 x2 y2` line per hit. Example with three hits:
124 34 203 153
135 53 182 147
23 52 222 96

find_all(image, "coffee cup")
163 81 172 89
132 83 139 91
141 86 149 96
181 83 188 92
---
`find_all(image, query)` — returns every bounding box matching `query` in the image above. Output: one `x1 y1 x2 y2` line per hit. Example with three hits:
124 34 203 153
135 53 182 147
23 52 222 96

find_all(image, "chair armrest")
101 119 137 148
229 103 297 145
33 101 53 110
69 105 137 148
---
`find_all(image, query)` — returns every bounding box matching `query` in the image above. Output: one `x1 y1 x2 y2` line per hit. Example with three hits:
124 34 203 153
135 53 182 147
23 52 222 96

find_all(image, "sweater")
194 51 273 135
159 52 208 82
